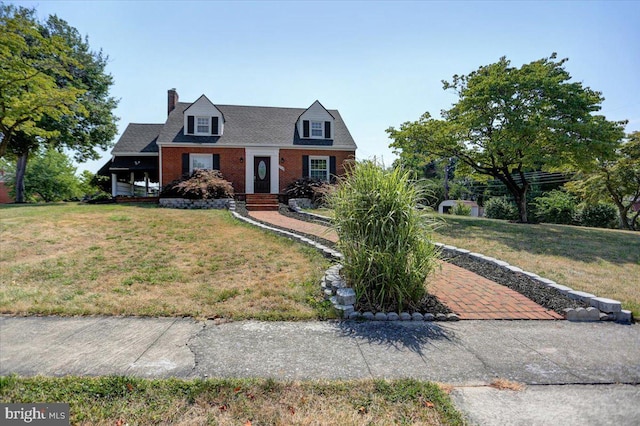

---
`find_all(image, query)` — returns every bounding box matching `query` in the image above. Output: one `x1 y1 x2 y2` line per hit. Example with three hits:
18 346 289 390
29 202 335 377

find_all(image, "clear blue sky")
12 0 640 174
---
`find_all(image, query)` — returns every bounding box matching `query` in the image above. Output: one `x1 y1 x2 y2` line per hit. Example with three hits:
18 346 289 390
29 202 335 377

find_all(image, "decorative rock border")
436 243 633 324
233 203 633 324
288 199 329 222
321 264 460 321
228 202 342 260
159 198 233 209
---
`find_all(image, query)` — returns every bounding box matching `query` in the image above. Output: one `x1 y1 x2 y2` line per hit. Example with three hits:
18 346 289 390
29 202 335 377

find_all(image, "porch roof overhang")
109 156 158 172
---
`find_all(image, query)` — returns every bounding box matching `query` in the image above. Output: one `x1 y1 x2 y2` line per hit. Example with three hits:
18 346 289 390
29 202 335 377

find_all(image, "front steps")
245 193 279 211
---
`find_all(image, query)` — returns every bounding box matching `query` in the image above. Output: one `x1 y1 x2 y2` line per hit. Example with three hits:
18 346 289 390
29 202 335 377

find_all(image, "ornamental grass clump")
328 161 439 312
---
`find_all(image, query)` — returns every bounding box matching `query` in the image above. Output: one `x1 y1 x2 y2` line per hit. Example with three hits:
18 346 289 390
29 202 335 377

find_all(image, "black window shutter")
212 117 218 135
324 121 331 139
302 155 309 177
303 120 310 138
330 156 337 183
187 115 194 134
213 154 220 170
182 153 190 175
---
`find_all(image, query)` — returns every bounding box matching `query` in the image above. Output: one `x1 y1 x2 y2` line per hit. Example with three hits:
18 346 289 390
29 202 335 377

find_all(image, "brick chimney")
167 88 179 115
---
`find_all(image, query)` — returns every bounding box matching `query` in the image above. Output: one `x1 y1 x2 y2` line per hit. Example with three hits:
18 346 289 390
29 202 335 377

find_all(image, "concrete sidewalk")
2 316 639 424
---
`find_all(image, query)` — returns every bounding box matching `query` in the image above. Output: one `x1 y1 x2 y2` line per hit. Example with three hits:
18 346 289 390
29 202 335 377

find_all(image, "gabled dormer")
183 95 225 136
297 100 335 140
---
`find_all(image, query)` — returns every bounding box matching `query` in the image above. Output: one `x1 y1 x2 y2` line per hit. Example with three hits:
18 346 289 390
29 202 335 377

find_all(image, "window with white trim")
311 121 323 137
196 117 210 134
309 156 329 181
190 154 212 173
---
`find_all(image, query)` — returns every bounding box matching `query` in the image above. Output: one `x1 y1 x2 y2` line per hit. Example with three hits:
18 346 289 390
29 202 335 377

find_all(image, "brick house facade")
101 89 356 197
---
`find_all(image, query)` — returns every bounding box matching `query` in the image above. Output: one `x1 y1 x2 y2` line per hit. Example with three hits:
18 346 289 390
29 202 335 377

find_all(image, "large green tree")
0 4 118 202
567 131 640 230
387 54 627 223
0 147 81 202
24 147 81 202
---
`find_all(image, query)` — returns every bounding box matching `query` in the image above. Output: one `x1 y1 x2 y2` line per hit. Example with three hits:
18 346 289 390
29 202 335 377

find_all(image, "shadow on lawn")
337 320 456 357
435 216 640 266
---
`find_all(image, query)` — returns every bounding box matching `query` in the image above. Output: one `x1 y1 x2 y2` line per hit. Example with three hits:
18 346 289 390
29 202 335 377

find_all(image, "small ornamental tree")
328 161 439 312
160 169 234 200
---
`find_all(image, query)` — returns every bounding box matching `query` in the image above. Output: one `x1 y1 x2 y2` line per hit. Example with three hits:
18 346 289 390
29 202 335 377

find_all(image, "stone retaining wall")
159 198 233 209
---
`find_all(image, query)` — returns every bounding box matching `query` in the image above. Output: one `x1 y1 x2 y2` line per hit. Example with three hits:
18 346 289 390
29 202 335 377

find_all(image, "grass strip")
0 376 464 425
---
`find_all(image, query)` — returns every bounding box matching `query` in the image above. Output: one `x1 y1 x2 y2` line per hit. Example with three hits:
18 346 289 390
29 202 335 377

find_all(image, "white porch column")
111 174 117 197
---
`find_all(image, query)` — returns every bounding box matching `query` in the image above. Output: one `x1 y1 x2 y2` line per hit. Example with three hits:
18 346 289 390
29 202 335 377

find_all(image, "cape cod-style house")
100 89 357 207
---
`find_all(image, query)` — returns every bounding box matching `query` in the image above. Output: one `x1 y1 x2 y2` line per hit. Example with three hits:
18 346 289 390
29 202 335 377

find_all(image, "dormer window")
196 117 209 134
311 121 323 137
302 120 332 139
186 114 220 135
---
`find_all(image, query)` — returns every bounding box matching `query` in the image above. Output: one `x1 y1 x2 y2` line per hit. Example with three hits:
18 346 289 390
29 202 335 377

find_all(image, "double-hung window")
311 121 323 137
309 156 329 181
190 154 213 173
196 117 210 134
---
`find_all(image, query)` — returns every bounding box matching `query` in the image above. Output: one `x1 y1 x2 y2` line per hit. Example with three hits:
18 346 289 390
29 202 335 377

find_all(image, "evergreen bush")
532 190 577 225
578 203 618 229
452 201 472 216
484 197 519 220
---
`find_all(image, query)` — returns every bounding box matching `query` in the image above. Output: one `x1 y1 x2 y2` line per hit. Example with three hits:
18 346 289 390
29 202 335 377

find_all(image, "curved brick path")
249 211 562 320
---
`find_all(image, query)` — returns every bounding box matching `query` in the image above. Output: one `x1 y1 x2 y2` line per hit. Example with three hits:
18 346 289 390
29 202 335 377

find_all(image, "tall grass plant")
329 161 439 312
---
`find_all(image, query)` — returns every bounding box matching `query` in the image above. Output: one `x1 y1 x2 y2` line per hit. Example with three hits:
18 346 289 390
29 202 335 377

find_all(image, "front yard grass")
0 203 333 320
431 214 640 316
0 376 464 425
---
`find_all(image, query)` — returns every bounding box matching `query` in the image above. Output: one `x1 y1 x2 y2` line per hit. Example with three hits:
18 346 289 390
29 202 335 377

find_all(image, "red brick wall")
0 182 12 204
161 147 355 194
279 149 355 192
161 147 246 193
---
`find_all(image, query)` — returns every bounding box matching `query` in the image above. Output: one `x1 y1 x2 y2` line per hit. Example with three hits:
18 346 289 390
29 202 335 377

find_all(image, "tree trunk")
515 192 528 223
14 152 28 203
616 204 632 230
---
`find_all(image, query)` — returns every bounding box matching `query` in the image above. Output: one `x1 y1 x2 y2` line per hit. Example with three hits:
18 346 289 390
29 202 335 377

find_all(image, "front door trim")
244 148 279 194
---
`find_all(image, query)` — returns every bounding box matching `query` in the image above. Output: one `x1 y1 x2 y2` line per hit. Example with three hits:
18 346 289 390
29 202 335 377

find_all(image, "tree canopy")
387 54 627 223
0 4 118 202
567 131 640 230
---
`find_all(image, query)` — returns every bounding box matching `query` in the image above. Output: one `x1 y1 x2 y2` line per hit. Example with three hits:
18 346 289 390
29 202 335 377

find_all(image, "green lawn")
0 203 333 320
431 214 640 316
0 376 464 425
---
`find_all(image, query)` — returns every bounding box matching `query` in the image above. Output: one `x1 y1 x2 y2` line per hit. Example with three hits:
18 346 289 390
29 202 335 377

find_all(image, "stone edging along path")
231 201 633 324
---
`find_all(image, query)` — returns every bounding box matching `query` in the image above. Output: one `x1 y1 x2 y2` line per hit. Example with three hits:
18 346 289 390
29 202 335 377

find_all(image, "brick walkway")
249 211 562 320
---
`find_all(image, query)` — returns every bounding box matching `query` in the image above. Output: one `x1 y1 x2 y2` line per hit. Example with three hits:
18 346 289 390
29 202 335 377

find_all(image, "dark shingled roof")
112 101 357 154
111 123 163 154
158 102 357 149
